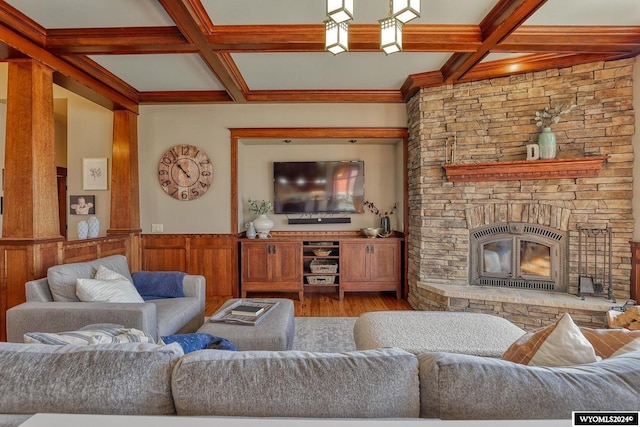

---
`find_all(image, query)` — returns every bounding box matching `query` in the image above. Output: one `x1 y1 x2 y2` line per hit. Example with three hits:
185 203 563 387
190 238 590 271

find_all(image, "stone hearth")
405 59 635 330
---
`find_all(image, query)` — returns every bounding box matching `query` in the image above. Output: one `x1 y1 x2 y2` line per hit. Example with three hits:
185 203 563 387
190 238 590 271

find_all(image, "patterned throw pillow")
501 312 599 366
580 327 640 358
160 333 237 353
24 326 154 345
95 265 131 281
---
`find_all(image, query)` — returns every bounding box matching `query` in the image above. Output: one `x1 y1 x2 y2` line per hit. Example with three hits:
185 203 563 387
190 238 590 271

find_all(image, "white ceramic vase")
253 214 273 238
88 216 100 238
77 221 89 239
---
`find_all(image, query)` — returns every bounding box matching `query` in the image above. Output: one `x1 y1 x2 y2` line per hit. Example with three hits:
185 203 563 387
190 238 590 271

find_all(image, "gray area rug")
293 317 357 352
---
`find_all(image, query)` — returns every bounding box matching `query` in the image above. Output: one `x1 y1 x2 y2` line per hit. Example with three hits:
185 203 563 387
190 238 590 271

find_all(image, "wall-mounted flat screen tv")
273 161 364 214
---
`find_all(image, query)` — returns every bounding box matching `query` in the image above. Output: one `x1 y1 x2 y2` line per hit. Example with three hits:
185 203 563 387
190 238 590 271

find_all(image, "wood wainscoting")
141 234 238 298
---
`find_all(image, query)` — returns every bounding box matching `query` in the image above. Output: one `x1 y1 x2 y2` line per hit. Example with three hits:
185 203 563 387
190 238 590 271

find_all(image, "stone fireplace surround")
406 58 635 330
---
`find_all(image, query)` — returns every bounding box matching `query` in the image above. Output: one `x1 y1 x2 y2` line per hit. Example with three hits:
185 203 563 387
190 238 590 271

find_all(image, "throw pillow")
580 327 640 358
24 326 154 345
94 265 131 282
76 277 145 303
159 333 237 354
502 312 599 367
132 271 186 300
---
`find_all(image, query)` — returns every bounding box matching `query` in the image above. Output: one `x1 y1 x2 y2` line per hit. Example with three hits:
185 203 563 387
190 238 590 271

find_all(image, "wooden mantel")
443 156 608 182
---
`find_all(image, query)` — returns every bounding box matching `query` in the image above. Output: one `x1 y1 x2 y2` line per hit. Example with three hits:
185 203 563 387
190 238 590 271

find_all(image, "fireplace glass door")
482 238 552 280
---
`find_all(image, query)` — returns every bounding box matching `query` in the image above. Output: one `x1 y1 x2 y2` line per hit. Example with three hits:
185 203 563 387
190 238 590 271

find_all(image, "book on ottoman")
210 300 278 325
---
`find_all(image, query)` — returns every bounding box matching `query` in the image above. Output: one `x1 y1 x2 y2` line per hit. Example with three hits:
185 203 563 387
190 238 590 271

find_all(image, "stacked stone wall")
406 58 635 327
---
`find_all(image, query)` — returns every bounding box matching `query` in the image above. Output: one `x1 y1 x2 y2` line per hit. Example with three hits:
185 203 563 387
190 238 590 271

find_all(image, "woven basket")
310 259 338 274
307 275 336 285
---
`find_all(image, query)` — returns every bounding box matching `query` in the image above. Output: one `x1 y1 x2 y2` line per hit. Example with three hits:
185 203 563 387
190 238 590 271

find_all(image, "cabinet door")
340 241 370 282
241 241 270 283
369 241 400 282
270 242 302 283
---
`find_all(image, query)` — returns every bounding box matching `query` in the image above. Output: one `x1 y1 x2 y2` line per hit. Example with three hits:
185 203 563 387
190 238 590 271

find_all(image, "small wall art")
70 195 95 215
83 157 108 190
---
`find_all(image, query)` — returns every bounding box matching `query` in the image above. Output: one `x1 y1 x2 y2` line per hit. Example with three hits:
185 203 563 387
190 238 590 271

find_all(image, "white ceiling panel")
202 0 497 25
232 52 451 90
4 0 174 28
88 54 226 92
525 0 640 26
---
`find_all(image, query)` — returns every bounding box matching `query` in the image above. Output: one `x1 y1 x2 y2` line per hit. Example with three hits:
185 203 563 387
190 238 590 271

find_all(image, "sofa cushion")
23 326 154 345
132 271 185 300
581 327 640 358
419 350 640 420
47 255 133 302
172 347 420 418
76 277 144 303
151 297 202 338
501 312 599 366
0 342 183 416
160 333 237 353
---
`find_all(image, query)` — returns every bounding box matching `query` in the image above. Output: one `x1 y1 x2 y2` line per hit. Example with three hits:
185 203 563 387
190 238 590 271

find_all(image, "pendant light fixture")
392 0 421 24
325 19 349 55
379 16 403 55
326 0 354 23
325 0 353 54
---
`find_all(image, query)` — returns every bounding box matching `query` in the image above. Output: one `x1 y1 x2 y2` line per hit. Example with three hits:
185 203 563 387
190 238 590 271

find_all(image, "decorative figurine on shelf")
245 222 257 239
363 200 398 237
531 102 576 159
248 199 274 238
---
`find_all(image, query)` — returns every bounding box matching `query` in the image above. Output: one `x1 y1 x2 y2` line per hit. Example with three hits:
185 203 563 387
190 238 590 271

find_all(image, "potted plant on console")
248 199 274 239
532 102 576 159
363 200 397 237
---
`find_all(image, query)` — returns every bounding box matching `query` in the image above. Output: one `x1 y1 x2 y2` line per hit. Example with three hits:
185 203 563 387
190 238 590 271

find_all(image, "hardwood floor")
205 292 413 317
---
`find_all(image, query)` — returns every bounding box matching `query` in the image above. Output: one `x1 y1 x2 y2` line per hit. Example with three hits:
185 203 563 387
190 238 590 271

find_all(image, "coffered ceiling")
0 0 638 112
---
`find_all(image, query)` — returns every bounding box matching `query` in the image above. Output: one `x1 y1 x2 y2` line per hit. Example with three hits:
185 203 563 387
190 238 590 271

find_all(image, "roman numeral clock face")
157 144 213 201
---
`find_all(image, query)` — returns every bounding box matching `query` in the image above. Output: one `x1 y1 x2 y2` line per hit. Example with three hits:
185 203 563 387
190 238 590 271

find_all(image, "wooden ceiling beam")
209 24 481 52
46 27 196 54
441 0 548 84
158 0 247 102
498 26 640 53
0 22 138 112
246 90 403 103
138 90 232 104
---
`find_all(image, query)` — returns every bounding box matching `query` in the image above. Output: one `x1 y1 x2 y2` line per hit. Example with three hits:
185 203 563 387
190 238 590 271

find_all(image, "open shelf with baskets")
303 240 342 299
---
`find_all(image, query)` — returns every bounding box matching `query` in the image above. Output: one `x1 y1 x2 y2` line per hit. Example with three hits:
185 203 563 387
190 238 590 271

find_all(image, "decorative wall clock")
157 144 213 201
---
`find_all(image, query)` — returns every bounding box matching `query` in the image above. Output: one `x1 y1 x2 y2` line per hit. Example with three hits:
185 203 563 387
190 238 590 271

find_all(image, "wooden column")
107 109 142 271
1 60 63 340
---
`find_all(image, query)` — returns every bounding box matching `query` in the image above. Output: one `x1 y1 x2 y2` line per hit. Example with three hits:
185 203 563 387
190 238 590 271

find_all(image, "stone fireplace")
405 58 635 330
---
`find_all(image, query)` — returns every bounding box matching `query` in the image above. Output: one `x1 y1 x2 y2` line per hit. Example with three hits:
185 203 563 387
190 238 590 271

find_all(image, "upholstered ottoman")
197 298 294 351
354 311 526 357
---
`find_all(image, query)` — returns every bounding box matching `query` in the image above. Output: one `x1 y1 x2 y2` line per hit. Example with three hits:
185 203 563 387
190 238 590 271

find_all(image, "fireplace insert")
469 222 568 292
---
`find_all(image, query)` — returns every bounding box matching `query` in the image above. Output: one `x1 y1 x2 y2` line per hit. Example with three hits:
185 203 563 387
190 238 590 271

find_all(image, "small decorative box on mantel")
442 156 608 183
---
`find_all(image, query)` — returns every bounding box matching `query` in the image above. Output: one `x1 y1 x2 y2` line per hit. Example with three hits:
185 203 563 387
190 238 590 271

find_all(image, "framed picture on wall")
83 158 108 190
70 195 95 215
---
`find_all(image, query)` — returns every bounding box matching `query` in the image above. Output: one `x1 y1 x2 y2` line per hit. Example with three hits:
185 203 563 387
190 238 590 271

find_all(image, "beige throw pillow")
502 312 599 366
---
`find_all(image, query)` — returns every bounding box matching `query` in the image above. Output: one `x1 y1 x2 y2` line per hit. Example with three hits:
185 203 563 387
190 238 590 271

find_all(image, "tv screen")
273 161 364 214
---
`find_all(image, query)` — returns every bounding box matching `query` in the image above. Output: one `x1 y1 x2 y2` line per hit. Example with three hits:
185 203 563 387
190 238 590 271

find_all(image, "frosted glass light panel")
327 0 353 23
325 20 348 55
393 0 421 23
380 17 403 55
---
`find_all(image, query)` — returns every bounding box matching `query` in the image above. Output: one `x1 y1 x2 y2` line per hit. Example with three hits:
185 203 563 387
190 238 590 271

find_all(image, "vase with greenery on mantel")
533 103 576 160
248 199 274 239
532 102 575 160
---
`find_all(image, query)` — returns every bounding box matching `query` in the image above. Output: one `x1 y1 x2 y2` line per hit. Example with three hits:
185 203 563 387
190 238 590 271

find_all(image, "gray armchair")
5 255 205 342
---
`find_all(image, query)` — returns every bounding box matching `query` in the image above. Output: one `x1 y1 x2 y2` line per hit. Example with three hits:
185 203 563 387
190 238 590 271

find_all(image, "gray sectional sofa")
1 341 638 426
5 255 205 341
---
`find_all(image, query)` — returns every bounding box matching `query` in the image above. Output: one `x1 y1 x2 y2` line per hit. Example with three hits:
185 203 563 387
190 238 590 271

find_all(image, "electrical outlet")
151 224 163 233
